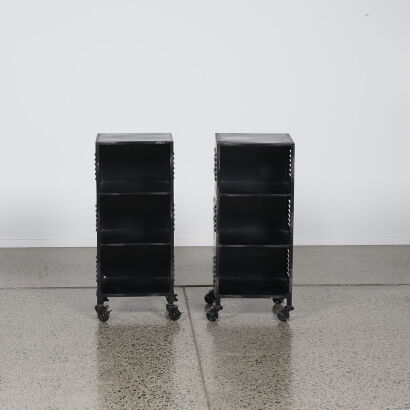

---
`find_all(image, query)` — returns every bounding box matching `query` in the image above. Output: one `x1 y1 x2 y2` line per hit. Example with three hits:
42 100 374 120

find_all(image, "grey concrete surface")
1 284 409 409
0 288 207 410
294 245 410 285
186 286 410 410
0 247 95 288
0 246 409 288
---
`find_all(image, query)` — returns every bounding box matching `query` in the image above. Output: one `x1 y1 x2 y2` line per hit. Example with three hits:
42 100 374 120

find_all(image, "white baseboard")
0 239 97 248
174 237 211 246
295 235 410 246
0 237 212 247
0 235 409 248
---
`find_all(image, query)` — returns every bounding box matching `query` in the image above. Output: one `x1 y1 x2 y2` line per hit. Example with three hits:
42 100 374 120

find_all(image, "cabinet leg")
166 294 178 304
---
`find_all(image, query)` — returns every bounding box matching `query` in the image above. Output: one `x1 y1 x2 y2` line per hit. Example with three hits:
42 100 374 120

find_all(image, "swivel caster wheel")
272 297 284 305
277 306 294 322
95 305 110 322
277 309 289 322
206 306 221 322
204 289 215 305
206 309 218 322
166 304 181 321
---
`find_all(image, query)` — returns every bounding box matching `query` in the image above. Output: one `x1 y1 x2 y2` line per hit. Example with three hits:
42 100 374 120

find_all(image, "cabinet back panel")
219 146 289 182
99 144 170 182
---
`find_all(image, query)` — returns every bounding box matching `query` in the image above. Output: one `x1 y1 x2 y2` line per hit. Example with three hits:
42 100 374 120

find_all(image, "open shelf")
100 244 170 278
218 181 290 195
99 180 170 195
218 228 290 246
99 195 170 234
219 145 290 184
218 246 289 278
218 246 289 295
219 196 289 231
218 277 289 296
101 277 170 295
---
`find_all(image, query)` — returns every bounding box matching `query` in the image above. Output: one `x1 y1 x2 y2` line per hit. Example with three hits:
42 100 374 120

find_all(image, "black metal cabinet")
95 133 180 321
205 133 295 322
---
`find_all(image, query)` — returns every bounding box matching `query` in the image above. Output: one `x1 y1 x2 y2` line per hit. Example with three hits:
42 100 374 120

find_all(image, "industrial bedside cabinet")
205 133 295 322
95 133 180 322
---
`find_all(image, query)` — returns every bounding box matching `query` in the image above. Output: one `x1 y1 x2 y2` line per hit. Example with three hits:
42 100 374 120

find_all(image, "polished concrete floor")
0 246 409 409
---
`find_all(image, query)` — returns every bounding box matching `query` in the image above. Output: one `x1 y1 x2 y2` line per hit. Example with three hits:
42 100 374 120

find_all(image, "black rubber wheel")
95 305 110 322
168 308 181 321
98 310 110 322
206 310 218 322
204 290 215 305
272 297 284 305
277 309 289 322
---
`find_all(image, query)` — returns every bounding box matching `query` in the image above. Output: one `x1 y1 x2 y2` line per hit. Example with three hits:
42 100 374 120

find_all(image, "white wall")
0 0 409 247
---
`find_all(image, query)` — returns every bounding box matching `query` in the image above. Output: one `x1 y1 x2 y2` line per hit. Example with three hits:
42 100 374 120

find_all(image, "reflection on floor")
187 286 410 409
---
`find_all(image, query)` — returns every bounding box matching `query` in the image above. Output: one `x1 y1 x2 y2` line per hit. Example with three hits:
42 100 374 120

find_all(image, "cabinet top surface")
216 133 293 145
97 133 172 144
